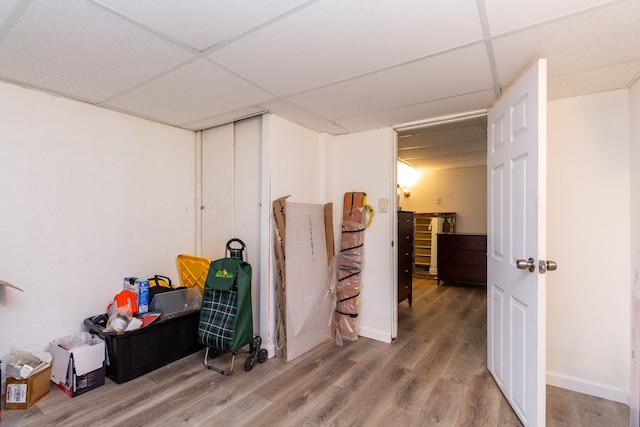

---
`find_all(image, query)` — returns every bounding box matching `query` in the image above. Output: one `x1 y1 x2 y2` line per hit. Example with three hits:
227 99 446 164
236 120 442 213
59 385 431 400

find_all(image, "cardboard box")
272 196 335 362
49 332 105 398
124 277 149 315
4 364 51 409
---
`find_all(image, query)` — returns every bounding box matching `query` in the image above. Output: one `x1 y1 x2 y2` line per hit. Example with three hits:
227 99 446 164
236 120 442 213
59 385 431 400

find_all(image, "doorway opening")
395 112 488 283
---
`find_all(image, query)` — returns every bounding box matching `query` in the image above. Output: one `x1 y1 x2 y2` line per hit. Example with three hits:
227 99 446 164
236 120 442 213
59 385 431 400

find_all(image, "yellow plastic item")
177 254 211 294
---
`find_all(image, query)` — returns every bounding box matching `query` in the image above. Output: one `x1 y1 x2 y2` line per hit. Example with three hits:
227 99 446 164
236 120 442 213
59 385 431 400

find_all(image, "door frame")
392 109 489 339
392 61 548 426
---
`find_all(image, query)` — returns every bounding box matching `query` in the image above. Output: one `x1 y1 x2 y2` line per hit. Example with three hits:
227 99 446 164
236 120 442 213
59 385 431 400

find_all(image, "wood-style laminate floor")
3 279 630 426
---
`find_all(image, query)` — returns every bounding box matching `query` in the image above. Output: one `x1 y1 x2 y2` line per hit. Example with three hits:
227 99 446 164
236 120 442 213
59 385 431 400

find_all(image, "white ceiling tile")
0 0 21 29
104 59 274 125
400 145 487 168
410 157 487 171
484 0 620 35
287 43 493 120
492 2 640 86
0 0 196 102
405 153 487 168
261 100 349 134
180 107 266 131
210 0 483 95
398 120 487 150
397 116 488 169
335 90 497 133
95 0 312 52
0 0 638 135
400 143 487 160
548 59 640 100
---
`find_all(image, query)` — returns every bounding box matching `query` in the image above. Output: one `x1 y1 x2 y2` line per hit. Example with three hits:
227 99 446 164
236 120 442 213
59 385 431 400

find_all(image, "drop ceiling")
398 115 489 170
1 0 639 168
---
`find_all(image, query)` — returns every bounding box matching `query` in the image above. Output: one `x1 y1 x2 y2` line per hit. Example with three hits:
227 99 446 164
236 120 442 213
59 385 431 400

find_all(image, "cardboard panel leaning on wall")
0 82 197 361
272 197 335 362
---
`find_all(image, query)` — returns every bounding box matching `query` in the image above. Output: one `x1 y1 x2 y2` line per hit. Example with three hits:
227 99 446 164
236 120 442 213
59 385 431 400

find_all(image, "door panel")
487 59 547 427
512 154 528 260
491 285 505 384
202 123 233 258
201 116 262 331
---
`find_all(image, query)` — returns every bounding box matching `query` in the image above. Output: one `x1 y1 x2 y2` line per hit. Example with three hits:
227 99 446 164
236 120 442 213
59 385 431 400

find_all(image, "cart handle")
226 238 247 261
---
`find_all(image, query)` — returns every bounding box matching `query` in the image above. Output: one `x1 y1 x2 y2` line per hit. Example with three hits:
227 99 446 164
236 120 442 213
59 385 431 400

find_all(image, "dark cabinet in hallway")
397 211 413 304
437 233 487 286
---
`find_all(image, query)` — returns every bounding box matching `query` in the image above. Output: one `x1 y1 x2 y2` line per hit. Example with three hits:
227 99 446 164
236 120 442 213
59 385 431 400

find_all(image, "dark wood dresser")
397 211 414 304
437 233 487 286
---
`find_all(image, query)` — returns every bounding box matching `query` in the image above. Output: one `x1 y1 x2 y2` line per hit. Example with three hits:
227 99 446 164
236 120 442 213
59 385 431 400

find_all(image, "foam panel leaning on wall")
335 192 370 342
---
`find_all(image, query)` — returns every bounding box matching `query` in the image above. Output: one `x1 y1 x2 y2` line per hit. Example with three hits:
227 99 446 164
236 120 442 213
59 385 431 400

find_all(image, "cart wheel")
258 349 268 363
250 336 262 355
244 357 254 371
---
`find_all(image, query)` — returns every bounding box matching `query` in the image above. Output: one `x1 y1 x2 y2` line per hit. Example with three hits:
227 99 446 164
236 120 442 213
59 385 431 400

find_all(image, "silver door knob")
516 257 536 272
539 260 558 273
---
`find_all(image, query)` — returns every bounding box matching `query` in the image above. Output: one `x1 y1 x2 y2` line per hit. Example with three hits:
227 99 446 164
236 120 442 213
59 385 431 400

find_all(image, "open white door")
487 59 553 427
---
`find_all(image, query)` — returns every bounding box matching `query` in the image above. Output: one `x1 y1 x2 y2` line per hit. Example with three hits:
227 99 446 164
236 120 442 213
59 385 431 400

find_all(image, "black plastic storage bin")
84 309 203 384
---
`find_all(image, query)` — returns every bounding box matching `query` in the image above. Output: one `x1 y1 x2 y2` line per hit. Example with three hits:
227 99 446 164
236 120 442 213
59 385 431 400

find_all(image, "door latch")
539 260 558 274
517 258 557 273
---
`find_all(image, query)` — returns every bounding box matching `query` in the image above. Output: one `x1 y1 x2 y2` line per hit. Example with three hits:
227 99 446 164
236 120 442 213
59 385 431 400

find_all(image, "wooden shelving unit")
413 212 456 278
413 214 433 277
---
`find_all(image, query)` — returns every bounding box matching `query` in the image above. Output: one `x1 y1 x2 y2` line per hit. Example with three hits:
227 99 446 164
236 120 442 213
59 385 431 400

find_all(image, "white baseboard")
264 329 391 359
359 326 393 343
265 342 278 359
546 371 629 405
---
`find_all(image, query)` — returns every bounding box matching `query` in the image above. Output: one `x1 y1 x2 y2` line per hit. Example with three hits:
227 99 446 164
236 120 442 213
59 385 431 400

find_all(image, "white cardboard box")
49 332 105 397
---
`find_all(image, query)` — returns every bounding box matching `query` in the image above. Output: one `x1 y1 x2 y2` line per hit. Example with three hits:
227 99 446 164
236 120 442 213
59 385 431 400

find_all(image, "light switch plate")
378 198 389 213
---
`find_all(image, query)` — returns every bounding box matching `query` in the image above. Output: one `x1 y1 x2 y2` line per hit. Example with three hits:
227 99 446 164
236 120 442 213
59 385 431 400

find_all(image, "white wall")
332 128 396 342
268 114 328 205
1 77 634 409
401 165 487 233
263 119 396 348
546 90 631 403
263 114 328 355
629 79 640 424
0 82 196 363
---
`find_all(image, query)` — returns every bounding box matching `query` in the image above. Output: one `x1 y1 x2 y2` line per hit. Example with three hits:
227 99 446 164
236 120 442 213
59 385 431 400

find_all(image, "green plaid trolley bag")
198 239 267 375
